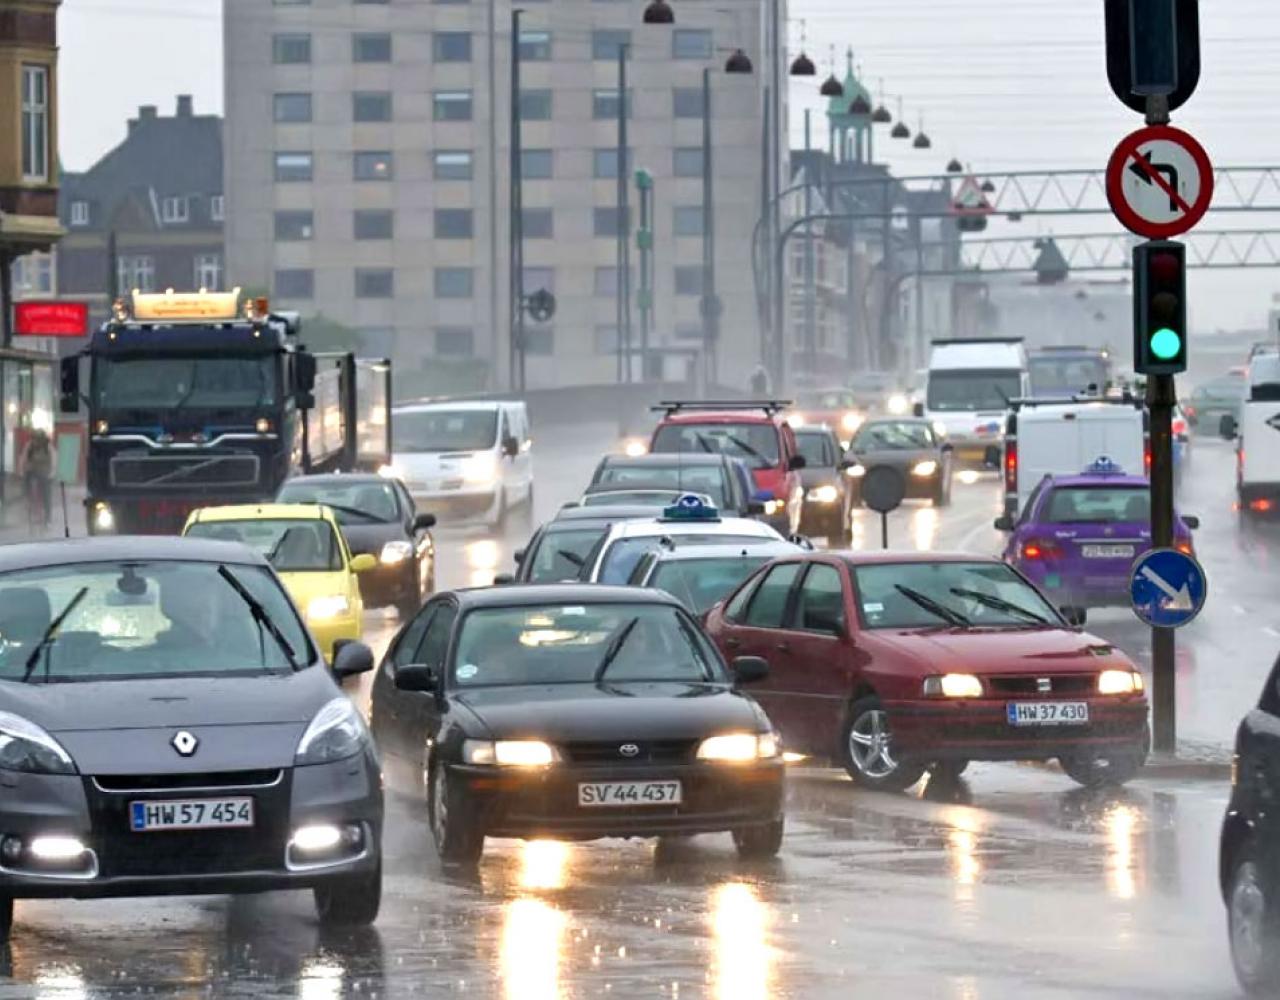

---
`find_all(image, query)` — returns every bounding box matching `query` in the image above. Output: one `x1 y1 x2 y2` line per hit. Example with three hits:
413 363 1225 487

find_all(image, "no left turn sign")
1106 125 1214 239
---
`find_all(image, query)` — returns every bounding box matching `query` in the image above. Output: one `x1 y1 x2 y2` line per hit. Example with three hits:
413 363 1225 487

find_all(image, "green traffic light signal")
1133 241 1187 375
1150 327 1182 361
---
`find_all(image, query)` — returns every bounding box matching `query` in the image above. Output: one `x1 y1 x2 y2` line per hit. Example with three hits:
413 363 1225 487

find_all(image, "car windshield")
593 465 727 507
185 518 344 571
651 422 781 469
927 371 1021 411
1044 486 1150 523
1028 357 1109 396
526 527 605 582
452 603 720 686
648 556 772 614
394 409 497 452
795 389 856 410
0 561 310 682
277 480 400 523
852 421 933 451
794 432 835 467
853 561 1059 630
599 534 764 584
94 355 278 410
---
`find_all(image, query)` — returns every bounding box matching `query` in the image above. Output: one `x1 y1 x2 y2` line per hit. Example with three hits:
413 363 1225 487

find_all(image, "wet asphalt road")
1 423 1273 998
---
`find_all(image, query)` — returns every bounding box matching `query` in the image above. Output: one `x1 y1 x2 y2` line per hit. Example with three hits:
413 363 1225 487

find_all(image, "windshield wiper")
950 587 1049 625
309 501 381 523
21 587 89 683
724 433 769 465
894 585 971 628
555 548 586 568
593 616 640 682
217 565 301 671
693 432 718 454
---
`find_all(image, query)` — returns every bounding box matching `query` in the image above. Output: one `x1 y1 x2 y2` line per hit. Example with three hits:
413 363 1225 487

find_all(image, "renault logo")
171 731 199 757
619 744 640 758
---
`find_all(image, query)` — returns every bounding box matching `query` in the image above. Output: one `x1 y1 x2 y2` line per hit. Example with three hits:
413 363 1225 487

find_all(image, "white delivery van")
390 400 533 526
917 338 1028 466
996 395 1146 524
1225 350 1280 519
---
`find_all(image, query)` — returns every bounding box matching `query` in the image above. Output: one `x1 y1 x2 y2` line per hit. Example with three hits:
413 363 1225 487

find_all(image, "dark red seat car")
704 552 1149 791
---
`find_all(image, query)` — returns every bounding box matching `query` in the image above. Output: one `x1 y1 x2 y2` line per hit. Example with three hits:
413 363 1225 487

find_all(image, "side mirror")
502 436 520 458
296 351 317 393
59 357 80 415
940 442 955 454
513 547 527 564
1182 515 1200 530
413 512 437 531
731 655 769 685
493 573 515 585
332 640 375 678
297 391 316 410
1220 414 1238 440
349 553 378 574
746 500 766 515
394 662 439 692
993 514 1014 532
1059 606 1087 628
838 458 854 470
912 402 925 418
787 454 807 471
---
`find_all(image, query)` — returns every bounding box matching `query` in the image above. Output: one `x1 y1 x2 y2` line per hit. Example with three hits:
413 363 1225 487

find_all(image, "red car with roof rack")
648 400 805 536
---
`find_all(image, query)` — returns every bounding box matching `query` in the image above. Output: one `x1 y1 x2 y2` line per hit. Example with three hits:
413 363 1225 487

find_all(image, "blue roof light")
661 494 720 521
1084 456 1126 476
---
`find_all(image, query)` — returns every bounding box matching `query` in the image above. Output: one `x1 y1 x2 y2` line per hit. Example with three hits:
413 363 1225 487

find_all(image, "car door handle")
775 641 791 653
724 637 741 650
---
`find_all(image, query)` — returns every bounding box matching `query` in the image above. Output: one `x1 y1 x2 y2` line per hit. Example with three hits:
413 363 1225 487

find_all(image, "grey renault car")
0 537 382 941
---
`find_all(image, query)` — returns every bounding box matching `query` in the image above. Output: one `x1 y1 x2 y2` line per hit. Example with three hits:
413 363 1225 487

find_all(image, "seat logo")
619 743 640 758
171 731 199 757
1037 678 1052 693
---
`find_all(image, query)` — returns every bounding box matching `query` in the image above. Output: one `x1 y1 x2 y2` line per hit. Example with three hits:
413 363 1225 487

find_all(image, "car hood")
867 627 1125 676
850 447 935 468
339 522 404 556
451 681 768 740
278 569 352 607
799 468 841 489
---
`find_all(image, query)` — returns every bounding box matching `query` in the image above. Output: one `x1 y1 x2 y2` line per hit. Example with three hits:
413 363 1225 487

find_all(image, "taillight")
1176 540 1194 555
1251 498 1275 513
1004 441 1017 492
1020 538 1062 560
1172 417 1187 436
1144 438 1152 475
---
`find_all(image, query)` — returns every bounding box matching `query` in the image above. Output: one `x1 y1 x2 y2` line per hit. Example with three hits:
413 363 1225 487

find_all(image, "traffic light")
1133 240 1187 375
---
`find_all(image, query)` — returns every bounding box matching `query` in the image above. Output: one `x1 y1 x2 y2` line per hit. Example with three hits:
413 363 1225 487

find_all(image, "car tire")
840 696 926 793
314 862 381 927
1230 844 1280 996
1058 742 1146 787
0 895 12 943
429 763 485 866
733 817 784 860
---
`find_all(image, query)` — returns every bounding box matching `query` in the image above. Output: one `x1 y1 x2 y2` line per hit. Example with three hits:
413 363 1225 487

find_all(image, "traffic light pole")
1148 369 1177 753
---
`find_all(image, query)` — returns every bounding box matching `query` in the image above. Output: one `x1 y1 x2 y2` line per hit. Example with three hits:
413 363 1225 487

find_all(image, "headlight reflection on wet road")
466 539 501 588
711 882 770 1000
501 897 566 1000
1105 803 1139 901
298 957 345 1000
520 839 571 891
913 507 939 551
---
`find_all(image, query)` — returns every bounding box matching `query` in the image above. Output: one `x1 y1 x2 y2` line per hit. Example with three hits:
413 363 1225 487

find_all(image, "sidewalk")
0 481 87 543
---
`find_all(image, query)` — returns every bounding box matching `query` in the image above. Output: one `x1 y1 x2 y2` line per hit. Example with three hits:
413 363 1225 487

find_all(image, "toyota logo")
171 731 199 757
619 743 640 758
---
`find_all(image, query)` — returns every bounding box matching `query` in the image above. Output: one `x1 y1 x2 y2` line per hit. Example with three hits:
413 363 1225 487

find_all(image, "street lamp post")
615 42 633 382
701 67 719 388
508 9 526 391
636 168 655 379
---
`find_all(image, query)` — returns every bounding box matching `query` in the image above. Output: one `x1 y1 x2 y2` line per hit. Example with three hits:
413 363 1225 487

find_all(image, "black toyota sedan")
277 472 437 618
0 537 382 941
370 585 784 865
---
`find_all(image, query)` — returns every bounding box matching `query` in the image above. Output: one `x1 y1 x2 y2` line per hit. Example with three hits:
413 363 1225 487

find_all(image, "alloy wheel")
848 709 898 778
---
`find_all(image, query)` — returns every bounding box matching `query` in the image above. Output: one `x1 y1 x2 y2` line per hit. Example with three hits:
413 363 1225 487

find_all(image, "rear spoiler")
652 399 792 417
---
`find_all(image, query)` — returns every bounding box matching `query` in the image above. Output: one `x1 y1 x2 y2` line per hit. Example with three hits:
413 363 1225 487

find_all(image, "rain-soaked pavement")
0 423 1268 997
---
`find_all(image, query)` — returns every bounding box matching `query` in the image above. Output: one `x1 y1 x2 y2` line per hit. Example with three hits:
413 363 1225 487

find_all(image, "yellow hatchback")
182 503 376 662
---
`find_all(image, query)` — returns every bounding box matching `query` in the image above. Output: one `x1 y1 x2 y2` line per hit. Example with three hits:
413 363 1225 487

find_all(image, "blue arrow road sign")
1129 547 1207 628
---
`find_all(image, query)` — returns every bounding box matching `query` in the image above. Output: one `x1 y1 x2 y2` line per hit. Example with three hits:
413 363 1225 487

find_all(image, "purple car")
999 458 1199 609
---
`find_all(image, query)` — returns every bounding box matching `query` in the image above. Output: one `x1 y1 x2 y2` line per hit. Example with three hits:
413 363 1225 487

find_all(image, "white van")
996 395 1146 524
1224 351 1280 518
390 400 533 526
917 338 1029 465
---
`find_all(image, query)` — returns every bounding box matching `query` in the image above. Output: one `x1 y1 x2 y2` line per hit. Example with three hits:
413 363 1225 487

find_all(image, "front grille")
92 769 282 792
564 739 697 766
109 452 260 489
987 674 1097 697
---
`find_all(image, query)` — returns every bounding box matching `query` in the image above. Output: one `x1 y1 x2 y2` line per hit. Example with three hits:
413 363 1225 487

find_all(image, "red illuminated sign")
12 301 89 337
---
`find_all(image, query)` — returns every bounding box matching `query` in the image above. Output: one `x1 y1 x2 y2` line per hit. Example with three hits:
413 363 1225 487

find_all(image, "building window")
21 65 49 181
353 32 392 62
592 148 630 179
433 31 472 61
354 151 393 180
674 148 704 177
594 266 619 298
522 208 554 239
194 253 224 291
433 91 473 121
591 29 630 60
519 89 552 120
354 209 394 240
434 267 473 298
435 327 474 356
592 89 630 120
272 33 311 64
673 29 713 59
435 209 473 238
273 92 312 123
275 268 314 299
518 30 552 60
674 205 704 236
161 196 190 224
675 265 704 296
11 252 54 296
673 88 703 118
523 267 555 293
69 201 90 227
118 255 156 294
210 195 225 221
523 327 554 356
593 207 629 237
275 210 314 240
594 325 619 354
674 323 704 341
353 91 392 122
520 149 553 180
433 151 473 180
274 152 313 182
355 268 394 298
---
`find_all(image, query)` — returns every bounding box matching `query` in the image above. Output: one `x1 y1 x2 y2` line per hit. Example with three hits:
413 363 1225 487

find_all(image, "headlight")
806 484 840 504
922 674 984 698
255 417 273 434
461 453 499 485
845 464 866 478
380 540 414 565
911 460 938 478
295 697 369 765
841 411 863 433
622 438 648 457
92 503 115 532
0 711 76 775
306 595 351 621
763 499 785 516
696 732 779 762
1098 669 1144 695
886 393 909 415
463 739 559 767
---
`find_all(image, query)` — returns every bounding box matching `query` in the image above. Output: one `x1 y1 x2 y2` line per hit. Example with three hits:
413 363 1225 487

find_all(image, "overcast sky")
58 0 1280 332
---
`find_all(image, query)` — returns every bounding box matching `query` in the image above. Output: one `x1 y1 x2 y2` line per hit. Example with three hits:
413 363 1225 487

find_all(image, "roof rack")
1009 390 1141 412
652 399 793 417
